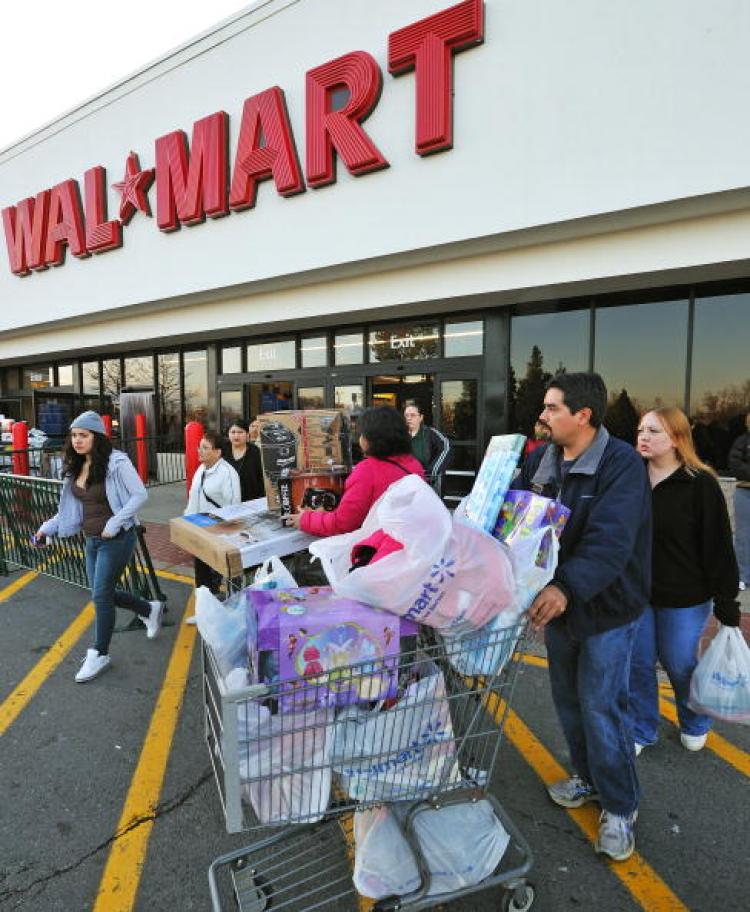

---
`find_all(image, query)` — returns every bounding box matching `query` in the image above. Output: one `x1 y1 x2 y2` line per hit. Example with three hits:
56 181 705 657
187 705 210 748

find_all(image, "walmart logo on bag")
711 670 748 689
404 559 456 622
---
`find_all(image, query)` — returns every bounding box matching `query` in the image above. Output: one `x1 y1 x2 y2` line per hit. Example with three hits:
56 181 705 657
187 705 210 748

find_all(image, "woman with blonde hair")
630 406 740 753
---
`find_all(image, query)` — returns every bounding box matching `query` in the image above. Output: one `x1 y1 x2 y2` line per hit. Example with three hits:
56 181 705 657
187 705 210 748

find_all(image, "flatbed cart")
204 619 536 912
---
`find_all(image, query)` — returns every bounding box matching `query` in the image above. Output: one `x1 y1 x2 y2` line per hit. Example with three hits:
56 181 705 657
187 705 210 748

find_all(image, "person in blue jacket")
36 411 165 683
513 373 652 863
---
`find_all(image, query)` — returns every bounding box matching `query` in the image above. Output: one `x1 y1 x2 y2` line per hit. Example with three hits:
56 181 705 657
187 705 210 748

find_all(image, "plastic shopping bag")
445 525 559 677
251 555 297 590
332 664 460 803
688 625 750 724
237 701 334 824
195 587 248 678
309 475 452 616
354 799 510 900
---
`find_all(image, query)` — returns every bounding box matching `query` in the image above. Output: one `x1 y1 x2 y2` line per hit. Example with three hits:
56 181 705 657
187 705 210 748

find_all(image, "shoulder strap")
200 468 222 510
381 457 413 476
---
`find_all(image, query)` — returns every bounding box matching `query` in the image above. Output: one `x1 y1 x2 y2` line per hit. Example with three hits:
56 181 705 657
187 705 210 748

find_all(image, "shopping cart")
205 619 535 912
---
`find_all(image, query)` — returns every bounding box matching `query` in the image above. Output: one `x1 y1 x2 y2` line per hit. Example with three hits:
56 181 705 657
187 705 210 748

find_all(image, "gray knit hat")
70 410 106 435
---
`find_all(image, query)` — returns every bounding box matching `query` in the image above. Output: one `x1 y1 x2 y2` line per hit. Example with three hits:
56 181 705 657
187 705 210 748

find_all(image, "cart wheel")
232 859 273 911
501 882 535 912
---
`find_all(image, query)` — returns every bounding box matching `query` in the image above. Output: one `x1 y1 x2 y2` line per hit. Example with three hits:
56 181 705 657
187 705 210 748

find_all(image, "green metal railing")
0 473 166 603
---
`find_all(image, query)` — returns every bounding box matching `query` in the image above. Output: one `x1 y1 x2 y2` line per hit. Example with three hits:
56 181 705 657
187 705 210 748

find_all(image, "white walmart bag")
332 666 460 803
237 702 334 824
688 625 750 724
354 799 510 899
309 475 452 616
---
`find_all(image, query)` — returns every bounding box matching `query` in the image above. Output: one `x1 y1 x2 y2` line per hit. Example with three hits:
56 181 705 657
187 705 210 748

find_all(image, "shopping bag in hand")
688 625 750 724
354 799 510 899
332 664 460 803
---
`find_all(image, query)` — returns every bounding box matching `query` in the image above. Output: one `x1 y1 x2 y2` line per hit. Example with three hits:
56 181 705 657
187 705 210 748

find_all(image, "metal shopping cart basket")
205 620 535 912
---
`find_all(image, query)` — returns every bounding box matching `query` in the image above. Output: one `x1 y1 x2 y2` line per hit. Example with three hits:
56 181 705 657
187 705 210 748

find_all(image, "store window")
184 350 209 424
57 364 75 390
82 362 100 396
220 390 243 431
444 320 484 357
4 367 20 392
247 340 295 372
157 353 181 444
441 380 478 441
222 346 242 374
510 308 590 437
595 298 688 442
23 366 53 389
101 359 121 429
334 332 364 365
301 336 328 368
690 292 750 468
124 355 154 388
298 387 326 409
368 322 440 362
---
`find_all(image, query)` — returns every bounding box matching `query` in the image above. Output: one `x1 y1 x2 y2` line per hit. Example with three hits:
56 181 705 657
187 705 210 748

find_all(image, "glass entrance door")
369 374 434 423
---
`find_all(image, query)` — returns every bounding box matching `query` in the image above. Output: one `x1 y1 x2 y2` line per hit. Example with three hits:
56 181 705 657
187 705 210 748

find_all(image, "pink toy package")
247 587 418 712
493 490 570 566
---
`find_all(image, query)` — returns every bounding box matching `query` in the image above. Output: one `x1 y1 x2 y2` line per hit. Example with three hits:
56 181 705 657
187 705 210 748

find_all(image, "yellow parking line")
519 654 750 778
0 602 94 736
154 568 194 586
657 697 750 777
93 594 197 912
0 570 38 602
484 692 689 911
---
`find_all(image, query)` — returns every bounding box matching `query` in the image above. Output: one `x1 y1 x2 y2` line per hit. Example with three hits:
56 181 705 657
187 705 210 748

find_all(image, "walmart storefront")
1 0 749 499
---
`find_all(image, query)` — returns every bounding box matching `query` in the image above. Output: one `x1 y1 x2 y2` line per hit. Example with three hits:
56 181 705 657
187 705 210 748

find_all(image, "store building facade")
1 0 749 498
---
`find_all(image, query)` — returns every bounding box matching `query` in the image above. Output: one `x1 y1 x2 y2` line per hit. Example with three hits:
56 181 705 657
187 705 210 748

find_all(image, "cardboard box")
258 410 351 510
169 503 315 576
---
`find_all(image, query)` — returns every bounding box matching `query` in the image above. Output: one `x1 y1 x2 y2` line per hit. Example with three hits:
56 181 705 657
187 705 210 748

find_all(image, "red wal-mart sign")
2 0 484 278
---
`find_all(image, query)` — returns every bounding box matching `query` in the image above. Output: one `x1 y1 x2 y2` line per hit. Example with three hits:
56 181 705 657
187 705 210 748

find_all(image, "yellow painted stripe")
154 568 194 586
485 692 689 911
658 697 750 778
93 594 197 912
0 602 94 736
519 654 749 777
0 570 38 602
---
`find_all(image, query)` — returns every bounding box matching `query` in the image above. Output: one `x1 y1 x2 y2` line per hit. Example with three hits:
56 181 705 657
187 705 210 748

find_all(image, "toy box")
247 587 418 712
493 490 571 567
462 435 525 533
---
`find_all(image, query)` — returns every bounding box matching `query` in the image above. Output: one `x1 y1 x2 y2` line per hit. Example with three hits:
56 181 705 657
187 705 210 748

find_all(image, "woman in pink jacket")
287 406 425 537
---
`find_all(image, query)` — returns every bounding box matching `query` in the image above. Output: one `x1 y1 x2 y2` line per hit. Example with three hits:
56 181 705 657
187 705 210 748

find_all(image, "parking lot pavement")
1 569 748 912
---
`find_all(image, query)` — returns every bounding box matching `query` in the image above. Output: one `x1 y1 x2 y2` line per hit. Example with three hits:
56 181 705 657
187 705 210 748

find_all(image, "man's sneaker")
140 600 164 639
547 775 599 808
595 810 637 861
75 649 111 683
680 732 708 752
738 581 746 592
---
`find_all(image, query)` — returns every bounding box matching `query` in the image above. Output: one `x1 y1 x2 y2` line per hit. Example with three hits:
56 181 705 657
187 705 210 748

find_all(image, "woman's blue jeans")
735 487 750 585
85 528 150 655
629 602 712 745
545 619 640 817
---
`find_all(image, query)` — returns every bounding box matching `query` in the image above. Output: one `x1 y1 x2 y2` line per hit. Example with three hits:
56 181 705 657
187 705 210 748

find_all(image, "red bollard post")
135 413 148 484
184 421 204 495
12 421 29 476
102 415 113 438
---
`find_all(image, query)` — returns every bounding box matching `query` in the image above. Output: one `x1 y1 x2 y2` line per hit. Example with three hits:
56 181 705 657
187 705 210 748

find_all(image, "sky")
0 0 250 151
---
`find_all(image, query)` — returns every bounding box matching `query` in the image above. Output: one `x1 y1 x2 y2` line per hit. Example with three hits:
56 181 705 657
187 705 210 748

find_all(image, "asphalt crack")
0 768 213 906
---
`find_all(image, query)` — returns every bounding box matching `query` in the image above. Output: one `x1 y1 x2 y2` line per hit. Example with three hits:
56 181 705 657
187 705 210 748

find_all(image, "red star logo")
112 152 155 224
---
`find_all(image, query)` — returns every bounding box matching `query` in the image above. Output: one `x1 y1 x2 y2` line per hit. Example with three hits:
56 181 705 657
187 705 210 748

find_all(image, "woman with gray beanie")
35 411 165 683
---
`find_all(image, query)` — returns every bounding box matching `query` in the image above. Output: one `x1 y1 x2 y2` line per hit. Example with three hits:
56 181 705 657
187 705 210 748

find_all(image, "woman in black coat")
224 419 264 502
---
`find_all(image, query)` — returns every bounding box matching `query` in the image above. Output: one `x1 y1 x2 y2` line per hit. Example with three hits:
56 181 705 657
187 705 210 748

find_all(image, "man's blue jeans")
629 602 712 745
735 487 750 585
85 529 150 655
545 619 640 817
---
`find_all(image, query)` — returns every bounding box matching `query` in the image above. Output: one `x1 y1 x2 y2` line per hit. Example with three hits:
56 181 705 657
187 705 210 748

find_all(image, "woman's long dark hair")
63 432 113 485
358 406 412 459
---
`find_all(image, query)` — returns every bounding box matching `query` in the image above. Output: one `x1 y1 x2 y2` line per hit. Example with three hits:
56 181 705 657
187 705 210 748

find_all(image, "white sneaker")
739 581 746 592
595 810 637 862
680 732 708 752
634 742 644 757
75 649 111 683
140 600 164 639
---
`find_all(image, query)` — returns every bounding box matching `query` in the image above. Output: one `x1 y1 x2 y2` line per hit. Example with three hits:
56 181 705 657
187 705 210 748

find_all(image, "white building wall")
1 0 750 360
